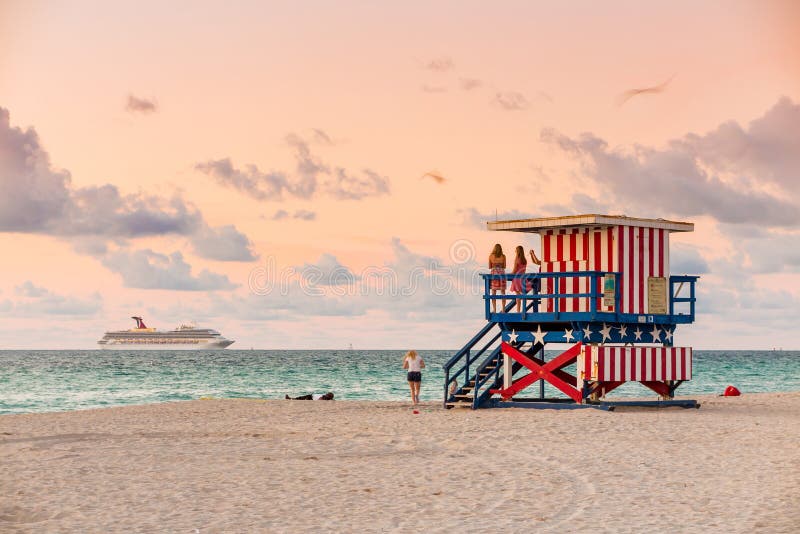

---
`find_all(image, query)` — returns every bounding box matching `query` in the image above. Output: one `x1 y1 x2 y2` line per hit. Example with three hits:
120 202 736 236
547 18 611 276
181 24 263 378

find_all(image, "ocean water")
1 350 799 414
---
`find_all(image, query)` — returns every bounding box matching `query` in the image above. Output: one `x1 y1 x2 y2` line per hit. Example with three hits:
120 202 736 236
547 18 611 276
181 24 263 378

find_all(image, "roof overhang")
487 214 694 233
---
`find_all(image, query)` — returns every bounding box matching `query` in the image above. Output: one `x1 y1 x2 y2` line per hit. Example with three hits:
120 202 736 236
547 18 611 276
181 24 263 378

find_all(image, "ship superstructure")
98 317 234 349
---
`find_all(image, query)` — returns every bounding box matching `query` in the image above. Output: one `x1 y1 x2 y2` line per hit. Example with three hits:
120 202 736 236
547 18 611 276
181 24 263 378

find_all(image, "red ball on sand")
412 410 419 414
723 385 741 396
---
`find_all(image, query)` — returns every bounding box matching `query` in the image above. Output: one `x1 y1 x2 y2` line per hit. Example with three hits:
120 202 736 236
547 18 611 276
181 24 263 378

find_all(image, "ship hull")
99 339 234 350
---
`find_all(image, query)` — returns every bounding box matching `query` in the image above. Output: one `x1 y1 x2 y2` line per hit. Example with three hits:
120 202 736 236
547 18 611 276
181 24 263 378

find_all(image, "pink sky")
1 0 799 349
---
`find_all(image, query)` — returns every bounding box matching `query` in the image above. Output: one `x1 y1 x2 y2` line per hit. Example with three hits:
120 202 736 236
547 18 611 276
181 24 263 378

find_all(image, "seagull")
616 74 676 106
422 171 446 184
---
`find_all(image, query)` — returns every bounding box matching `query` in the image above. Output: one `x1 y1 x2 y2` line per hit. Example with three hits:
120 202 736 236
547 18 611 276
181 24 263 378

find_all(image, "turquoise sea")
1 350 799 414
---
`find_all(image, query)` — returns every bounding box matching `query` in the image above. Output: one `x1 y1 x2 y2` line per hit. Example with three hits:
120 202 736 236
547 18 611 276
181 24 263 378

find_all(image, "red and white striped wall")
541 260 589 312
616 226 669 314
579 345 692 382
539 225 670 315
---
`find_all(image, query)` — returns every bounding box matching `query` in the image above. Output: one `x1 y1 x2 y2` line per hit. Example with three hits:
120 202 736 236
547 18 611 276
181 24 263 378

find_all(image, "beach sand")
2 392 799 533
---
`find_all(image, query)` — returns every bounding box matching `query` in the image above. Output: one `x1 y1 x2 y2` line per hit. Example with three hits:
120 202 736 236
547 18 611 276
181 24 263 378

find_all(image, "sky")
1 0 799 349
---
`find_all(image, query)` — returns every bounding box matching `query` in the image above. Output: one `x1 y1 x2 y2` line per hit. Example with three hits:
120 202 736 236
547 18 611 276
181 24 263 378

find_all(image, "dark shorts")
407 371 422 383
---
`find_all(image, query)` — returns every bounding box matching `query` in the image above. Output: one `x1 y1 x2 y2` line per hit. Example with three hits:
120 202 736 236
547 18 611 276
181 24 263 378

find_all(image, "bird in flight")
422 171 446 184
616 74 676 106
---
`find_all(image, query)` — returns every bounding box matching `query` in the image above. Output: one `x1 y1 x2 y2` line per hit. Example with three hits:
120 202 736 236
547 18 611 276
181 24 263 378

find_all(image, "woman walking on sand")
402 350 425 405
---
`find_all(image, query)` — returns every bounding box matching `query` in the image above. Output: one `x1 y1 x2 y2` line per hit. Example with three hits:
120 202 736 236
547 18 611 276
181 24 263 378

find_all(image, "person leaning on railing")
488 244 507 313
529 248 542 293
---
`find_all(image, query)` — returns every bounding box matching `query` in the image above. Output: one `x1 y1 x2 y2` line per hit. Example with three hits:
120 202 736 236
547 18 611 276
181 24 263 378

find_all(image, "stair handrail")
471 297 540 408
471 346 503 408
443 300 515 407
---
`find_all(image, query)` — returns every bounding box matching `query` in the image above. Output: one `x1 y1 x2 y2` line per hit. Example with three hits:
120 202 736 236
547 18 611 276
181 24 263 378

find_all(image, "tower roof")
487 214 693 233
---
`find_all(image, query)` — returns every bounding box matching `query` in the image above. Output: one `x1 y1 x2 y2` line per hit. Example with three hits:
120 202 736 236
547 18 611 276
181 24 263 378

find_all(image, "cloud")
0 107 263 262
678 96 800 200
269 209 316 221
0 107 71 232
285 134 326 198
207 239 482 321
4 281 102 316
15 281 49 298
125 94 158 114
494 91 529 111
297 253 361 287
670 244 711 274
191 224 259 262
540 98 800 228
194 158 293 201
0 107 204 237
196 133 390 202
102 249 237 291
63 185 202 237
460 78 483 91
459 207 536 229
325 168 390 200
294 210 316 221
423 57 454 72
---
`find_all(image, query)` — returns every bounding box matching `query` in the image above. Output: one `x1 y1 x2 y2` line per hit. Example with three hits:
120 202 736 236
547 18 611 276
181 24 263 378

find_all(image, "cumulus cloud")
15 281 49 298
4 281 102 316
202 238 482 321
678 96 800 199
325 168 390 200
0 107 258 264
670 244 711 274
194 158 293 201
459 207 537 229
494 91 529 111
102 249 237 291
125 94 158 114
191 224 258 262
297 253 361 287
198 133 390 202
269 210 316 221
541 98 800 228
0 107 71 232
294 210 316 221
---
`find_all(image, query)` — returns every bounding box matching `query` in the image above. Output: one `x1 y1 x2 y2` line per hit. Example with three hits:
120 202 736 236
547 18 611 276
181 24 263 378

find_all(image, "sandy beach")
2 392 799 533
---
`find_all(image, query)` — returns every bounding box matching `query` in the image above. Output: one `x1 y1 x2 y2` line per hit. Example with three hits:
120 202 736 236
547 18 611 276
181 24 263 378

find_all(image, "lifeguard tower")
443 214 699 409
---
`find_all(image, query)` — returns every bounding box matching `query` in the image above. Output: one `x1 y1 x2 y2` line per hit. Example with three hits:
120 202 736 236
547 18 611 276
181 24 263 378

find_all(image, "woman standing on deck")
488 244 507 313
510 245 528 312
402 350 425 405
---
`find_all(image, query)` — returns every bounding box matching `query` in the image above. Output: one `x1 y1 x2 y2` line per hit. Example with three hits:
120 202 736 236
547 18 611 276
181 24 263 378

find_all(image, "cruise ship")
98 317 234 349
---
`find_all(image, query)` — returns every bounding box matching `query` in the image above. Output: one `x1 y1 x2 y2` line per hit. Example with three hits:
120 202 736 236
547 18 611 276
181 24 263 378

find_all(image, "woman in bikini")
488 244 507 313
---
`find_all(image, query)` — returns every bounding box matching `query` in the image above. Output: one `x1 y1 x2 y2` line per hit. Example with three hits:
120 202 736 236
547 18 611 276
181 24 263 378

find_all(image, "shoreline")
4 388 800 417
2 392 799 531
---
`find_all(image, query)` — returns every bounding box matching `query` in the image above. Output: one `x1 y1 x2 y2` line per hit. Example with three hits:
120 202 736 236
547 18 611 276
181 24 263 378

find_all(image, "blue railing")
481 271 697 324
669 275 697 318
442 300 515 408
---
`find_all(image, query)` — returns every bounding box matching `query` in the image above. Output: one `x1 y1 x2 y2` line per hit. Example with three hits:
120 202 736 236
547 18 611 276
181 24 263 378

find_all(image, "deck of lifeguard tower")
443 214 699 410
